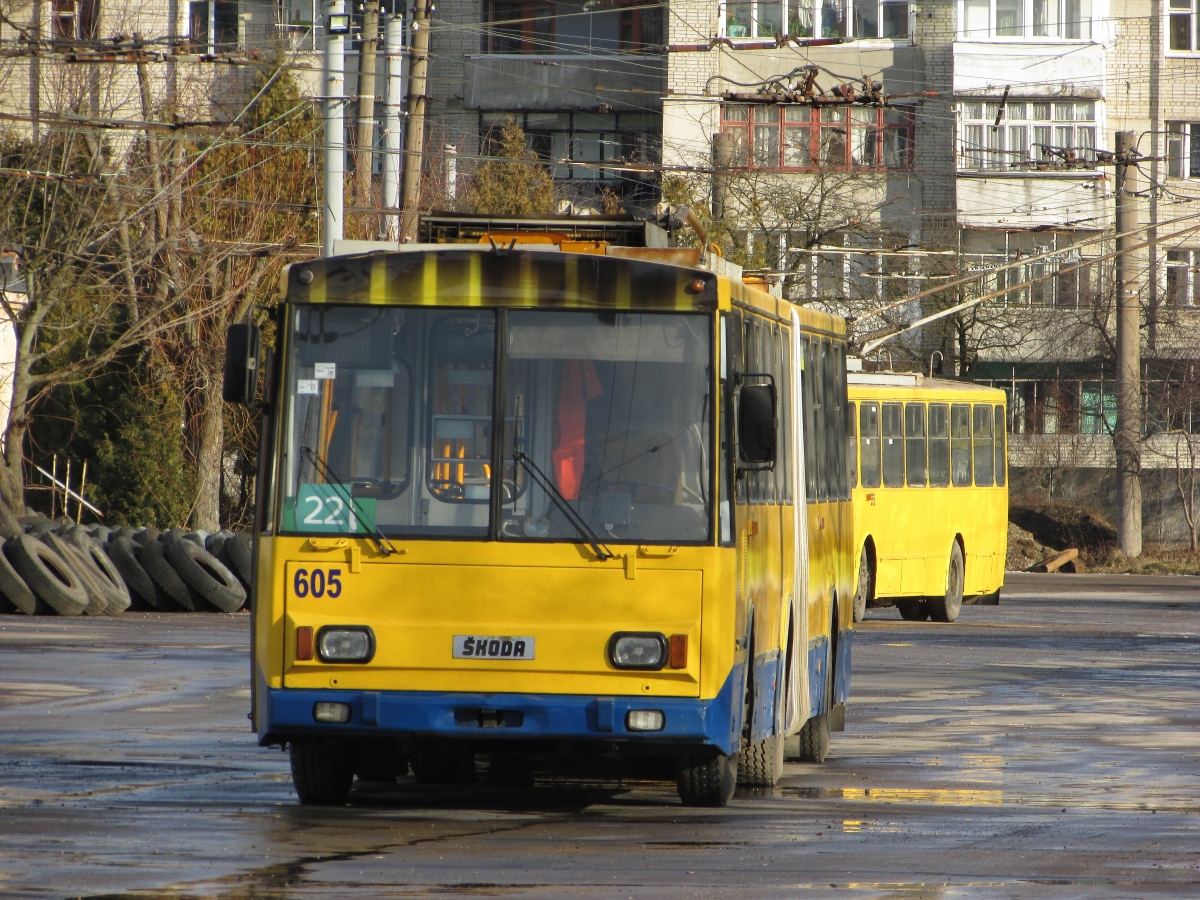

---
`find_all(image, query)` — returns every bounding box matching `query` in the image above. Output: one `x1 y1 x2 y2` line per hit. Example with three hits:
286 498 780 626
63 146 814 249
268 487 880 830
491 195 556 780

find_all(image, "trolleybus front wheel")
289 738 354 805
927 542 965 623
677 749 738 807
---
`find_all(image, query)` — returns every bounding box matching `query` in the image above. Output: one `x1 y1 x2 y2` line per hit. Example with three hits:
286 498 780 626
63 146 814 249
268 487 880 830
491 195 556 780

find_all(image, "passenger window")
859 401 881 488
801 337 817 503
779 328 793 503
951 403 972 486
905 402 927 486
929 403 950 487
822 341 839 501
973 403 994 486
994 404 1007 487
882 402 904 487
847 401 857 488
832 343 849 500
809 340 827 502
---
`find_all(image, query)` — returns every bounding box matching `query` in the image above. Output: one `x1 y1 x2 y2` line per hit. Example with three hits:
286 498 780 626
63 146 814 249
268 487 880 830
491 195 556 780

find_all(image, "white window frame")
721 0 911 40
1167 122 1200 177
958 98 1098 171
1168 0 1200 53
1166 249 1200 307
958 0 1093 39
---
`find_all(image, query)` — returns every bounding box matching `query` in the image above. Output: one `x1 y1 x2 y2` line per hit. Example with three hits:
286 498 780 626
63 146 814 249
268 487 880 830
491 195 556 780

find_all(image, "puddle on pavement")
783 786 1004 806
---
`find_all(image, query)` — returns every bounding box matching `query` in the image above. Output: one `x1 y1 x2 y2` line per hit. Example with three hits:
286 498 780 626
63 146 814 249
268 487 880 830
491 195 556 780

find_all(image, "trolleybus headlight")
313 701 352 724
316 626 376 663
625 709 665 732
608 632 667 670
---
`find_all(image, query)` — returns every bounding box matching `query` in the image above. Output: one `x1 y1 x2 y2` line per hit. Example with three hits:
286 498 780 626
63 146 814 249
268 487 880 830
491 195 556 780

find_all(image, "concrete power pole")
381 13 405 241
1114 130 1142 558
711 131 737 223
399 0 432 243
322 0 347 257
355 1 380 210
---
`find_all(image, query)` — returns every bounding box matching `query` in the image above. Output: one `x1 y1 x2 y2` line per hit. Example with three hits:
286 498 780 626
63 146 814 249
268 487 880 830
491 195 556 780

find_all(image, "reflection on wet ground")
0 574 1198 897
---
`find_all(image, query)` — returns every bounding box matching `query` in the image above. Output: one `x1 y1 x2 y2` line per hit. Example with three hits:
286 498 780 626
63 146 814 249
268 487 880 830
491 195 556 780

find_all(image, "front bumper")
262 665 742 755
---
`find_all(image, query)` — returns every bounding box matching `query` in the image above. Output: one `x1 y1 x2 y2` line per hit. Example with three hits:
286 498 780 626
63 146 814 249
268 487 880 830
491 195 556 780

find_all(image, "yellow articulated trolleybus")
847 370 1008 624
224 237 855 807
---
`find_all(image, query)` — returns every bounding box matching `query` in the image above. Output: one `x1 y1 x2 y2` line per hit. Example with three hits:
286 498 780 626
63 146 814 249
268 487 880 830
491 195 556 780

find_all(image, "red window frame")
719 102 914 171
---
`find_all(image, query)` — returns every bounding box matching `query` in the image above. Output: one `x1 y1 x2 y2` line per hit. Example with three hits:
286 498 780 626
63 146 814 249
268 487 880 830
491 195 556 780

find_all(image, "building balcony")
463 54 665 112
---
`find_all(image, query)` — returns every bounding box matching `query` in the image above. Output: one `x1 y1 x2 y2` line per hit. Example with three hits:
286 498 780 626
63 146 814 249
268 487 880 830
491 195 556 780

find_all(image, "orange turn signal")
296 626 314 661
668 634 688 669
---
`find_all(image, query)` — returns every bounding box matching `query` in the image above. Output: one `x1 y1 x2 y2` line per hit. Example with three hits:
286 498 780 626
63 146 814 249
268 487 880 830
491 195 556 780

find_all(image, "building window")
481 111 658 182
959 99 1096 170
486 0 554 53
1167 123 1200 178
960 0 1091 38
723 0 908 39
720 103 913 170
51 0 100 41
188 0 238 50
1170 0 1200 51
1167 250 1200 307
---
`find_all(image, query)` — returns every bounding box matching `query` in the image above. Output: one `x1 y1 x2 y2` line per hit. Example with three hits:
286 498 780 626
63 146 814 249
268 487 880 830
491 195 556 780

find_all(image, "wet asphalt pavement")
0 572 1197 898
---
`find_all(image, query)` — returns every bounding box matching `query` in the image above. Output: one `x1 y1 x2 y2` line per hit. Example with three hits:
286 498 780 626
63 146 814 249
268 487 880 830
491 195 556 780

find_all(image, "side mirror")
738 381 777 467
223 323 261 406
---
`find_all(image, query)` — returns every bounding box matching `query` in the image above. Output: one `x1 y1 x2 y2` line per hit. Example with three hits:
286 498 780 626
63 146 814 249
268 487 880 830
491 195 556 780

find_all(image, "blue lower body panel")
263 665 743 756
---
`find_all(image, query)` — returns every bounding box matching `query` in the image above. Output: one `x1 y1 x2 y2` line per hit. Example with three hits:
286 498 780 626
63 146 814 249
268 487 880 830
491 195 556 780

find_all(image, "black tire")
182 531 207 547
0 498 22 540
105 536 163 611
114 526 138 540
898 601 930 621
131 527 160 547
409 738 475 785
224 532 253 589
677 750 738 807
796 633 835 764
8 534 89 616
0 539 38 615
166 539 247 612
738 733 784 786
140 538 197 610
852 545 872 624
205 532 228 557
93 526 114 543
927 542 965 623
160 527 187 544
29 520 57 537
66 532 131 615
40 533 109 616
289 738 354 805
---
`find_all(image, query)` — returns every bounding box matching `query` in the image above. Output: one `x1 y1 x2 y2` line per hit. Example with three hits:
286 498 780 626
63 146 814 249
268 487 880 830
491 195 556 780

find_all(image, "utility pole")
399 0 431 243
1115 130 1142 558
711 131 737 223
322 0 348 257
355 1 380 210
381 13 405 241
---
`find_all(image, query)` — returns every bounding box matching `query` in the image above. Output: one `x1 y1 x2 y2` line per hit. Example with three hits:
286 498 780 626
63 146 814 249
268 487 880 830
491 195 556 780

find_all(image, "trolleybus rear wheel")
795 616 837 763
898 601 929 621
677 750 738 807
852 545 873 623
289 738 354 805
927 542 965 623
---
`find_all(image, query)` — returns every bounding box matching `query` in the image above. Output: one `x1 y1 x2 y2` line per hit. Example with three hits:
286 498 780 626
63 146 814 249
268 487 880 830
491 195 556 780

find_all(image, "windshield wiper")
512 450 613 561
300 446 399 557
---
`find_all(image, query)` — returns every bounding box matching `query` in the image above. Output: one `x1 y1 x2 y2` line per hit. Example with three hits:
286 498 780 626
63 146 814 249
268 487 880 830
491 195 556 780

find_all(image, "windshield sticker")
314 362 337 380
297 379 319 395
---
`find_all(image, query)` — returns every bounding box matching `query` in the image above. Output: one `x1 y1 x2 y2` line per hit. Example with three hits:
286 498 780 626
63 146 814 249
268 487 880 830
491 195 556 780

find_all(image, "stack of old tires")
0 502 252 617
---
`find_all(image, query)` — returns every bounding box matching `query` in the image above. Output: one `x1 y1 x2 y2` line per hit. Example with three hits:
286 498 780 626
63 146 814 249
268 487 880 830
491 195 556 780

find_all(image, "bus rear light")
296 626 314 661
317 626 376 663
626 710 665 732
313 702 352 724
668 634 688 668
609 633 667 670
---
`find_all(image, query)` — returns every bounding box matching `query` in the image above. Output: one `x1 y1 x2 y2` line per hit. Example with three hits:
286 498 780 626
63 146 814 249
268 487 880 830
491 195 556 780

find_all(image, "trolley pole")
322 0 348 257
1114 131 1142 558
399 0 431 243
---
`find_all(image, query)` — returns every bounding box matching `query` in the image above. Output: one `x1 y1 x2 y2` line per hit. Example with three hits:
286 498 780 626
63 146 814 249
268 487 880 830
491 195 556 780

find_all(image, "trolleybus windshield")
279 305 712 543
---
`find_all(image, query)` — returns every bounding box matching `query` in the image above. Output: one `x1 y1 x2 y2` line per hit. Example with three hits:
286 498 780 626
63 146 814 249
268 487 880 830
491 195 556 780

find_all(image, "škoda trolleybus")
225 241 855 807
847 370 1008 624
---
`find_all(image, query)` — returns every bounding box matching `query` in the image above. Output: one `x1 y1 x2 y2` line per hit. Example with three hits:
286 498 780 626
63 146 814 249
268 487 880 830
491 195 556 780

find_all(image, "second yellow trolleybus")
226 241 855 807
